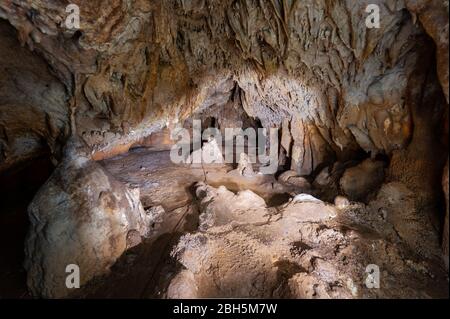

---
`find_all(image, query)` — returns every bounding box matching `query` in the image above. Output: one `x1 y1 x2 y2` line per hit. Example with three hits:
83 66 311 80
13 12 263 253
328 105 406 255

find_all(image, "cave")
0 0 448 300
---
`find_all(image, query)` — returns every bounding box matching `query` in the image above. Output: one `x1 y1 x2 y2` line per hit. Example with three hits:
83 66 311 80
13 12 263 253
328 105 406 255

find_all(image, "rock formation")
168 182 448 298
0 0 447 299
0 0 447 164
339 159 385 202
443 159 449 269
24 137 152 298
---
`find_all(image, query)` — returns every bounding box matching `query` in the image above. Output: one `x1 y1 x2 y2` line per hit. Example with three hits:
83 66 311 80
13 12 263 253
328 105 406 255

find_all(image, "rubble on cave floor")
67 147 448 299
0 0 448 300
167 182 448 299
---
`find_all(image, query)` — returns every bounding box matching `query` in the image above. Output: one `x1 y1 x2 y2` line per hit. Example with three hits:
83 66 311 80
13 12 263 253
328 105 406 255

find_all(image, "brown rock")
340 159 385 201
278 170 311 189
1 0 445 166
24 137 152 298
334 196 351 209
0 0 448 300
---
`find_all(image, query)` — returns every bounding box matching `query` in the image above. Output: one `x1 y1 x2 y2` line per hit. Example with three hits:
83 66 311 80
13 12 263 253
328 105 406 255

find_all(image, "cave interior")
0 0 448 299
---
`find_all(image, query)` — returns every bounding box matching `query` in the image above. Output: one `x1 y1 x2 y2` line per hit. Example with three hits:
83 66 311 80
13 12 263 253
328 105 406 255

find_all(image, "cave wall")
0 20 68 173
0 0 447 209
0 0 448 298
0 0 447 173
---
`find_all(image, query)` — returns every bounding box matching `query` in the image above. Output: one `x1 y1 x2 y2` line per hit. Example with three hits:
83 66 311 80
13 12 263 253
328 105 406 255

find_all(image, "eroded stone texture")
405 0 449 102
0 20 68 173
234 153 255 177
367 182 443 260
0 0 448 298
0 0 447 168
168 182 448 298
339 159 385 202
24 137 152 298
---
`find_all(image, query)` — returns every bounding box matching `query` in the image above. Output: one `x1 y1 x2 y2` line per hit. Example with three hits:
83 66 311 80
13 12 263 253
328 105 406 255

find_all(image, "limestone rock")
235 153 255 177
0 21 68 173
278 170 311 189
313 162 358 202
289 120 332 176
188 138 223 164
292 194 322 204
340 159 385 201
281 199 337 228
1 0 446 170
314 166 334 188
368 182 442 260
24 137 152 298
166 270 198 299
168 183 448 299
0 0 448 300
334 196 351 209
195 182 267 231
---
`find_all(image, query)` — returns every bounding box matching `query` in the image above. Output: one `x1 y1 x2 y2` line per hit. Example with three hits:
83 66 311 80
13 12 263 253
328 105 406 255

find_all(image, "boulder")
278 170 311 189
339 159 385 201
24 137 152 298
195 182 267 231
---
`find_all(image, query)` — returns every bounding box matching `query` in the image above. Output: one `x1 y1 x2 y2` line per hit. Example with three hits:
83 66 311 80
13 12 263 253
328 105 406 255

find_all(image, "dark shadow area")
0 154 54 298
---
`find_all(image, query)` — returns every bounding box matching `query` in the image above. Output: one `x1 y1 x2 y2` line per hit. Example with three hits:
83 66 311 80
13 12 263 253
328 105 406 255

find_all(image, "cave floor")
70 147 448 299
1 147 448 298
70 147 297 298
